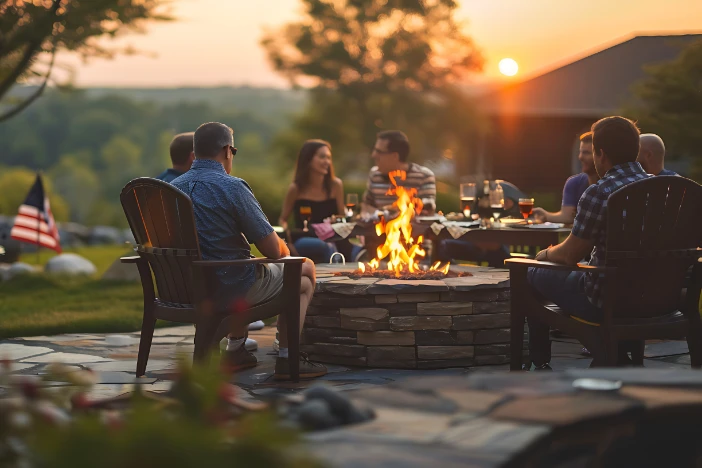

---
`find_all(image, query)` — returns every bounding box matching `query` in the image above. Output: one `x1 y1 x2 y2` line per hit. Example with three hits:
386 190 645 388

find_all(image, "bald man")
156 132 195 183
637 134 678 176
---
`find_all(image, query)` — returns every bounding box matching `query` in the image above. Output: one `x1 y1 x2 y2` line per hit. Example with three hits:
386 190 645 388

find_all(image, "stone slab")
311 295 376 307
364 359 417 369
0 343 53 360
305 316 341 328
473 302 511 315
476 344 511 356
301 327 358 345
308 354 367 367
151 326 195 337
306 306 340 317
340 316 390 331
475 355 511 366
367 346 416 361
386 303 418 316
374 295 398 304
417 302 473 316
452 314 511 331
340 307 389 320
300 343 366 358
357 331 415 346
21 352 113 364
397 293 442 303
390 316 452 331
441 290 504 302
415 331 474 346
417 346 474 360
474 328 512 345
370 282 448 295
86 359 175 373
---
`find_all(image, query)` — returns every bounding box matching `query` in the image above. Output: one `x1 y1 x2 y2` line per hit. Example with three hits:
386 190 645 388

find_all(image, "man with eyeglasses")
361 130 436 216
171 122 327 381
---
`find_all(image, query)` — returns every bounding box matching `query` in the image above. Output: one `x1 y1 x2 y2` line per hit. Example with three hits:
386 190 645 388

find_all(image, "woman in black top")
279 140 350 263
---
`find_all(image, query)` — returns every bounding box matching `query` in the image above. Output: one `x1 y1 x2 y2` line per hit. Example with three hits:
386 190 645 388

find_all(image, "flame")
359 170 450 277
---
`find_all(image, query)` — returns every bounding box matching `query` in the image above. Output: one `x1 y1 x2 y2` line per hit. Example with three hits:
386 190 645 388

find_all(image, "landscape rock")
44 253 97 276
4 262 38 281
88 225 123 245
101 257 141 282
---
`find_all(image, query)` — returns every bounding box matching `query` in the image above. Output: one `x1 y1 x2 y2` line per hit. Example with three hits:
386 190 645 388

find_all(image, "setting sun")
498 58 519 77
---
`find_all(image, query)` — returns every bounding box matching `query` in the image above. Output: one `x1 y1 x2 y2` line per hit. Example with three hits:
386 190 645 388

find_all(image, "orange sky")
65 0 702 87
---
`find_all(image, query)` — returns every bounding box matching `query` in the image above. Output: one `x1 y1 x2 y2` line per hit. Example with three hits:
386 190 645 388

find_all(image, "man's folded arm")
255 231 289 259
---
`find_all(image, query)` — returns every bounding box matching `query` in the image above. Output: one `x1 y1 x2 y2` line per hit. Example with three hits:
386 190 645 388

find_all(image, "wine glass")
459 183 476 219
346 193 358 218
490 182 505 221
299 205 312 232
518 198 534 224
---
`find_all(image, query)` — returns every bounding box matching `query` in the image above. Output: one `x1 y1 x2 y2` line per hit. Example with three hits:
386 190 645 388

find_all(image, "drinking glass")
490 183 505 221
518 198 534 223
459 183 476 219
299 205 312 232
346 193 359 217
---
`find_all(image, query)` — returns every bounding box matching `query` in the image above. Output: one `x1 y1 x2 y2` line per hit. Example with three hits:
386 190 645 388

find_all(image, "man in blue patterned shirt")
525 116 651 370
172 122 326 380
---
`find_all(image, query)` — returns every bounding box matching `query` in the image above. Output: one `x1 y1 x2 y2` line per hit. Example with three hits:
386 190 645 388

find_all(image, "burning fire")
357 170 450 278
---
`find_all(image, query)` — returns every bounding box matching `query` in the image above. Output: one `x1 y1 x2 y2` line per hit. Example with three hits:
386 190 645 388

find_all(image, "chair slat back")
606 176 702 318
120 178 201 305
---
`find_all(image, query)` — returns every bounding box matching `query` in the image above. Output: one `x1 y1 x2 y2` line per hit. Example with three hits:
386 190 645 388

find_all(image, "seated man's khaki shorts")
245 263 285 307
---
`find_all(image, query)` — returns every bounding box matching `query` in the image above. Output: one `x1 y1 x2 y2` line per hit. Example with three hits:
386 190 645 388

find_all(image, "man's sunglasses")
229 145 238 156
372 147 393 155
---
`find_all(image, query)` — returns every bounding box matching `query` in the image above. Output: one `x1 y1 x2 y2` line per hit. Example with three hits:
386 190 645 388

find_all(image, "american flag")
10 174 62 253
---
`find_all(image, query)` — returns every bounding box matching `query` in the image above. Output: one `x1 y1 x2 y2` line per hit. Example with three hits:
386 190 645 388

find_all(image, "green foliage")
0 167 69 221
1 361 322 468
0 0 171 121
627 39 702 180
263 0 485 177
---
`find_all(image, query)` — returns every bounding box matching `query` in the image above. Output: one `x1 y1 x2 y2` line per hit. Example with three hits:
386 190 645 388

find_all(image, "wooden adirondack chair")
120 178 305 380
507 176 702 368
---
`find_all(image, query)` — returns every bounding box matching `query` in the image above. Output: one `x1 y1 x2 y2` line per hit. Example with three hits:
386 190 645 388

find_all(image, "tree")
628 39 702 180
262 0 483 174
0 167 69 221
49 155 100 224
0 0 171 122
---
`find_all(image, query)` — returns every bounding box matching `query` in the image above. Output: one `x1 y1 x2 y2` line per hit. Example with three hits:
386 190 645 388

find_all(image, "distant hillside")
7 85 308 128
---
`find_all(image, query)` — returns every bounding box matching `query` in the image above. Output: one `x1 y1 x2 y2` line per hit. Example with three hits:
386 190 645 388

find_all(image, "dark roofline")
491 31 702 93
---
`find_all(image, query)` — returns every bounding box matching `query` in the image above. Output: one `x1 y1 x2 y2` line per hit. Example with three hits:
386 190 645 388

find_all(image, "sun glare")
498 58 519 77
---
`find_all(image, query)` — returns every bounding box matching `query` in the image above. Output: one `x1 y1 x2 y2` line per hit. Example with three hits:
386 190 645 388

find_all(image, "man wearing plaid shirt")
526 116 651 370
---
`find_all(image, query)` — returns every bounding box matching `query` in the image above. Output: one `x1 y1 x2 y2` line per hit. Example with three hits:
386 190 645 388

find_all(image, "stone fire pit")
302 264 525 369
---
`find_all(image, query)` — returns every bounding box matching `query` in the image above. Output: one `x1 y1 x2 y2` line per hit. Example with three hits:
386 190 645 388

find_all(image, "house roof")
479 33 702 117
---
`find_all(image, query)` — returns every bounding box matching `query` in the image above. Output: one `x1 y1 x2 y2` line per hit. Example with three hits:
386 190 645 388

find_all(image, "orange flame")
359 170 450 277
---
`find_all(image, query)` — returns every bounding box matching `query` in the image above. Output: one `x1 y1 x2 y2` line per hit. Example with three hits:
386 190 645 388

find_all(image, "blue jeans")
294 237 334 264
526 267 603 365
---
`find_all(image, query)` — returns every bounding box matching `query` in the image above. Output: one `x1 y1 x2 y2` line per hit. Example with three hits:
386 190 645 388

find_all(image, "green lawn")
1 245 267 339
2 245 700 339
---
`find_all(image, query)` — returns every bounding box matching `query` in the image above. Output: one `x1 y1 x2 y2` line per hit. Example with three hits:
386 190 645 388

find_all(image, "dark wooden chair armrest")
120 256 143 264
192 257 307 267
505 258 612 273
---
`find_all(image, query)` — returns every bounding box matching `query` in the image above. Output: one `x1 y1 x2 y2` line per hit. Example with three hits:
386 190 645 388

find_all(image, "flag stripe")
18 205 42 218
11 226 58 248
12 215 51 233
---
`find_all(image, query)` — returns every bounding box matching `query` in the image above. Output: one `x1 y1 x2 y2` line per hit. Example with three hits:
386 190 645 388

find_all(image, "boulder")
101 257 140 282
45 253 97 276
4 262 39 281
88 226 123 245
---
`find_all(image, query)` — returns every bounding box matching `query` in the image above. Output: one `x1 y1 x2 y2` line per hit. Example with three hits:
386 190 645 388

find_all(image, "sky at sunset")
66 0 702 88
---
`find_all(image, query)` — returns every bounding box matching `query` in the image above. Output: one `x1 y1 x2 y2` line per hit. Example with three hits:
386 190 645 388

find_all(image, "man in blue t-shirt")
172 122 326 381
533 131 599 224
155 132 195 183
637 133 678 176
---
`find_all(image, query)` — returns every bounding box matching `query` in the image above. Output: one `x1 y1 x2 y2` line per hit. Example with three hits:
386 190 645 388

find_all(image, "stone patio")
0 324 693 403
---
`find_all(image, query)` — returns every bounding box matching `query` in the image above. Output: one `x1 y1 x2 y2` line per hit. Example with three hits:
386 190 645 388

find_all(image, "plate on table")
507 222 565 229
499 217 524 225
415 215 447 224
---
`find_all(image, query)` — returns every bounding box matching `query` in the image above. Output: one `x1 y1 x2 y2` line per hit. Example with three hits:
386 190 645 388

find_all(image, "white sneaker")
245 338 258 352
273 332 279 353
248 320 265 331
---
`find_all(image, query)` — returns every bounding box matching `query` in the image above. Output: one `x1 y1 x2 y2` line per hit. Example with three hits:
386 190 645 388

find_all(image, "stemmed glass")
459 183 476 219
518 198 534 224
489 183 505 221
346 193 358 218
300 205 312 232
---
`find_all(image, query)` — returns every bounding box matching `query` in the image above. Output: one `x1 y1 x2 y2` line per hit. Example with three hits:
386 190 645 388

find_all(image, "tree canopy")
629 39 702 179
0 0 171 121
261 0 484 177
